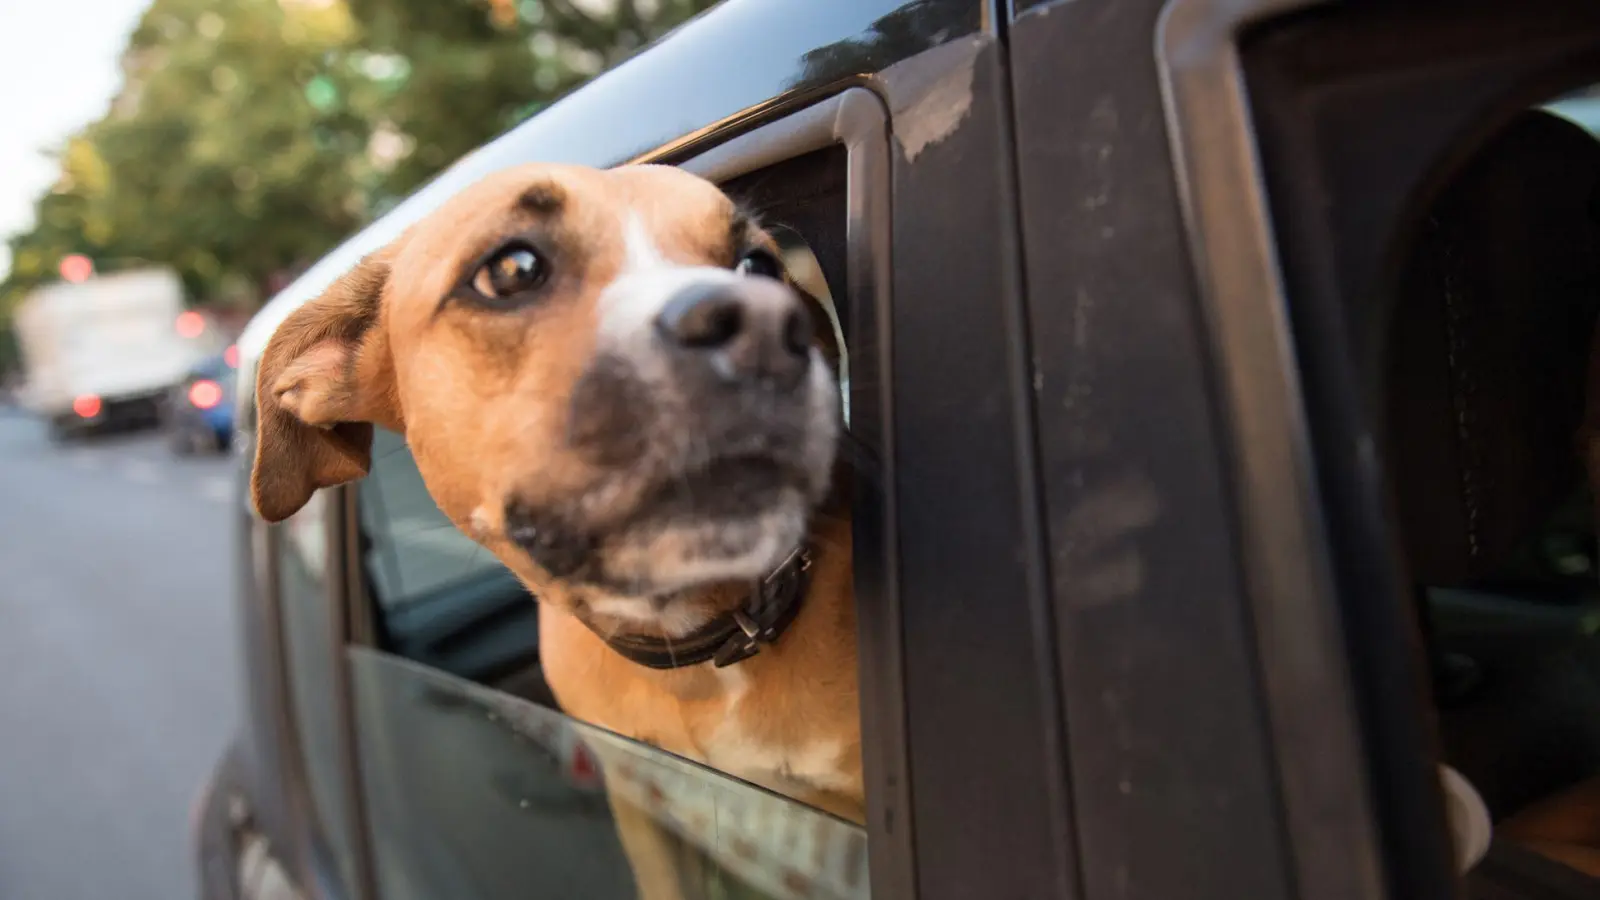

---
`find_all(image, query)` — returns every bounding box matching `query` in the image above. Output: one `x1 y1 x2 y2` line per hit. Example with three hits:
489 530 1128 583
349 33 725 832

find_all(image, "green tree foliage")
0 0 719 376
346 0 717 199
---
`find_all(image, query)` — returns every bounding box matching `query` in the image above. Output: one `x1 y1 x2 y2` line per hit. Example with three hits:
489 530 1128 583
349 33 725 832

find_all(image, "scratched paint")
885 34 985 162
1056 473 1162 608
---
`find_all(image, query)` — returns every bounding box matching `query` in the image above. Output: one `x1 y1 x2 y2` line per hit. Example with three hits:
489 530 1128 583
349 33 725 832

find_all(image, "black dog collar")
581 546 814 670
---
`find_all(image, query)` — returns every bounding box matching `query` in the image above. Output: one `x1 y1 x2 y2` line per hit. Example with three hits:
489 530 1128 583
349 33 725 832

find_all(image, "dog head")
250 163 841 634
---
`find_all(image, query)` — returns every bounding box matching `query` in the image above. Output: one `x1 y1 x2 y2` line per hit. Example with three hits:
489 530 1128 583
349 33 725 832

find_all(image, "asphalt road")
0 408 242 900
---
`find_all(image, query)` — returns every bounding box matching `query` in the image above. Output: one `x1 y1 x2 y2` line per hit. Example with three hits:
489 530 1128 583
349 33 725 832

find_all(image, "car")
14 268 207 442
165 347 239 455
194 1 1600 899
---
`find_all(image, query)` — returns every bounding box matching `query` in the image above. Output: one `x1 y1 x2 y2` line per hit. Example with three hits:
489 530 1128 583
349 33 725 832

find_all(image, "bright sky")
0 0 149 280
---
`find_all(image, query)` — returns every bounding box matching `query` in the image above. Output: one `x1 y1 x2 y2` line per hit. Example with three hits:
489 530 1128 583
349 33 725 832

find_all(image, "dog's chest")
691 669 851 794
700 719 849 793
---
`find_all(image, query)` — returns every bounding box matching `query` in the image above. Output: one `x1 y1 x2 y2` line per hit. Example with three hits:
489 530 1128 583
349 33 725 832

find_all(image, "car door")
1010 2 1600 900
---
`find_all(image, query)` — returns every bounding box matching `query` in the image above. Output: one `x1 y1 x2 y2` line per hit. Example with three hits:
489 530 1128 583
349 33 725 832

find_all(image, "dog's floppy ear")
251 249 395 522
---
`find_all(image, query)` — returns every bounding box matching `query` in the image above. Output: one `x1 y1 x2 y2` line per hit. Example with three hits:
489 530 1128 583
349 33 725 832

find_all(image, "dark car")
165 347 238 455
195 2 1600 899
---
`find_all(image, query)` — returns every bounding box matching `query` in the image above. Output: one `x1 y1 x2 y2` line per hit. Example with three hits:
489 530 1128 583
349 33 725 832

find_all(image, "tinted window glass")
349 648 869 900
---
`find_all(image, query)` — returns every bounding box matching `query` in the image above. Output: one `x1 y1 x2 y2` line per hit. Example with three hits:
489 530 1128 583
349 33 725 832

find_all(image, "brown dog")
248 163 863 891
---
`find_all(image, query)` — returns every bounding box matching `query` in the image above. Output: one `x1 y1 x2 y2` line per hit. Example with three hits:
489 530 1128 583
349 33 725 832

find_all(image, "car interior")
1382 89 1600 892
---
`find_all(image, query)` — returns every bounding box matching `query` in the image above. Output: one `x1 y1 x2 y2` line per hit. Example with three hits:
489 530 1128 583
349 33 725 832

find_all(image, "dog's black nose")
655 281 813 389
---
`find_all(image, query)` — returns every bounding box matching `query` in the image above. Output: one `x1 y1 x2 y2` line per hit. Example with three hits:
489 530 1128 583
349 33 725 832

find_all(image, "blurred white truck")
13 267 211 439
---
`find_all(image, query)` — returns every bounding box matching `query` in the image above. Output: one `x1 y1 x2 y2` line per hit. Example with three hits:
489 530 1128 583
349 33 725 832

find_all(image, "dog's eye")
734 248 782 280
470 243 547 302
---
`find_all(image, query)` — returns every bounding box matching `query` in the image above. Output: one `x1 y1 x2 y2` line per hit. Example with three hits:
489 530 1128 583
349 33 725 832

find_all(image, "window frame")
1152 3 1395 899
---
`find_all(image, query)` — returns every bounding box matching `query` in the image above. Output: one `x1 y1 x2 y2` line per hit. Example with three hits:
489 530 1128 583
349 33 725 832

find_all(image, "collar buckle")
713 607 774 668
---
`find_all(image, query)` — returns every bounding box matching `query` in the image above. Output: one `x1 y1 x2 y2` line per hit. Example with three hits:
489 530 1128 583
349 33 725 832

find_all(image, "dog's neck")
563 472 851 664
569 545 814 670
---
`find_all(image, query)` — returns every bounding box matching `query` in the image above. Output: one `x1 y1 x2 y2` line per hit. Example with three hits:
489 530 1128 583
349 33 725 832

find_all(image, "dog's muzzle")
512 273 835 592
654 279 814 392
565 275 825 470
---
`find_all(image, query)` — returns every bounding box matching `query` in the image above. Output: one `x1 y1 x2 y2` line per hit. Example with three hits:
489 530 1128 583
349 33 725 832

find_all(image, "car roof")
236 0 976 378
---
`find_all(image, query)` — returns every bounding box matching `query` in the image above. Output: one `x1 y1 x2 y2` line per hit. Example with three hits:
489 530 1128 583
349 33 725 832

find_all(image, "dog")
248 162 863 896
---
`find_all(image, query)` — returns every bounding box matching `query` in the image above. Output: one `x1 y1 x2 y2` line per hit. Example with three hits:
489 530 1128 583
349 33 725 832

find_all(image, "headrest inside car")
1387 109 1600 588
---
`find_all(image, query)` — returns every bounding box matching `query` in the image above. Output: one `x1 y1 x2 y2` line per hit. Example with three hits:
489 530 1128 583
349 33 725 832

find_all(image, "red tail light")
223 344 240 368
188 379 223 410
72 394 102 418
175 311 205 339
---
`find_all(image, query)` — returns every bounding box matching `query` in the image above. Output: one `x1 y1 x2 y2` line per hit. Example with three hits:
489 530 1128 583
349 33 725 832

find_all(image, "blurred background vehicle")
163 345 238 455
12 266 210 440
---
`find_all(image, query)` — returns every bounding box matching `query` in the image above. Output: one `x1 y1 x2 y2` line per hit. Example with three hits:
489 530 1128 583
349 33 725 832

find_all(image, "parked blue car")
164 347 238 455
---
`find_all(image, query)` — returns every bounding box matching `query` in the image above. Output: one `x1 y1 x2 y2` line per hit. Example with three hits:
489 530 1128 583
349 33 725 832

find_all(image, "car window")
345 144 866 898
350 648 868 900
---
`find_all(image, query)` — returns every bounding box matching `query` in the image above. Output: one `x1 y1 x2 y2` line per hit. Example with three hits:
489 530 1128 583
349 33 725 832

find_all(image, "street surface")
0 407 241 900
